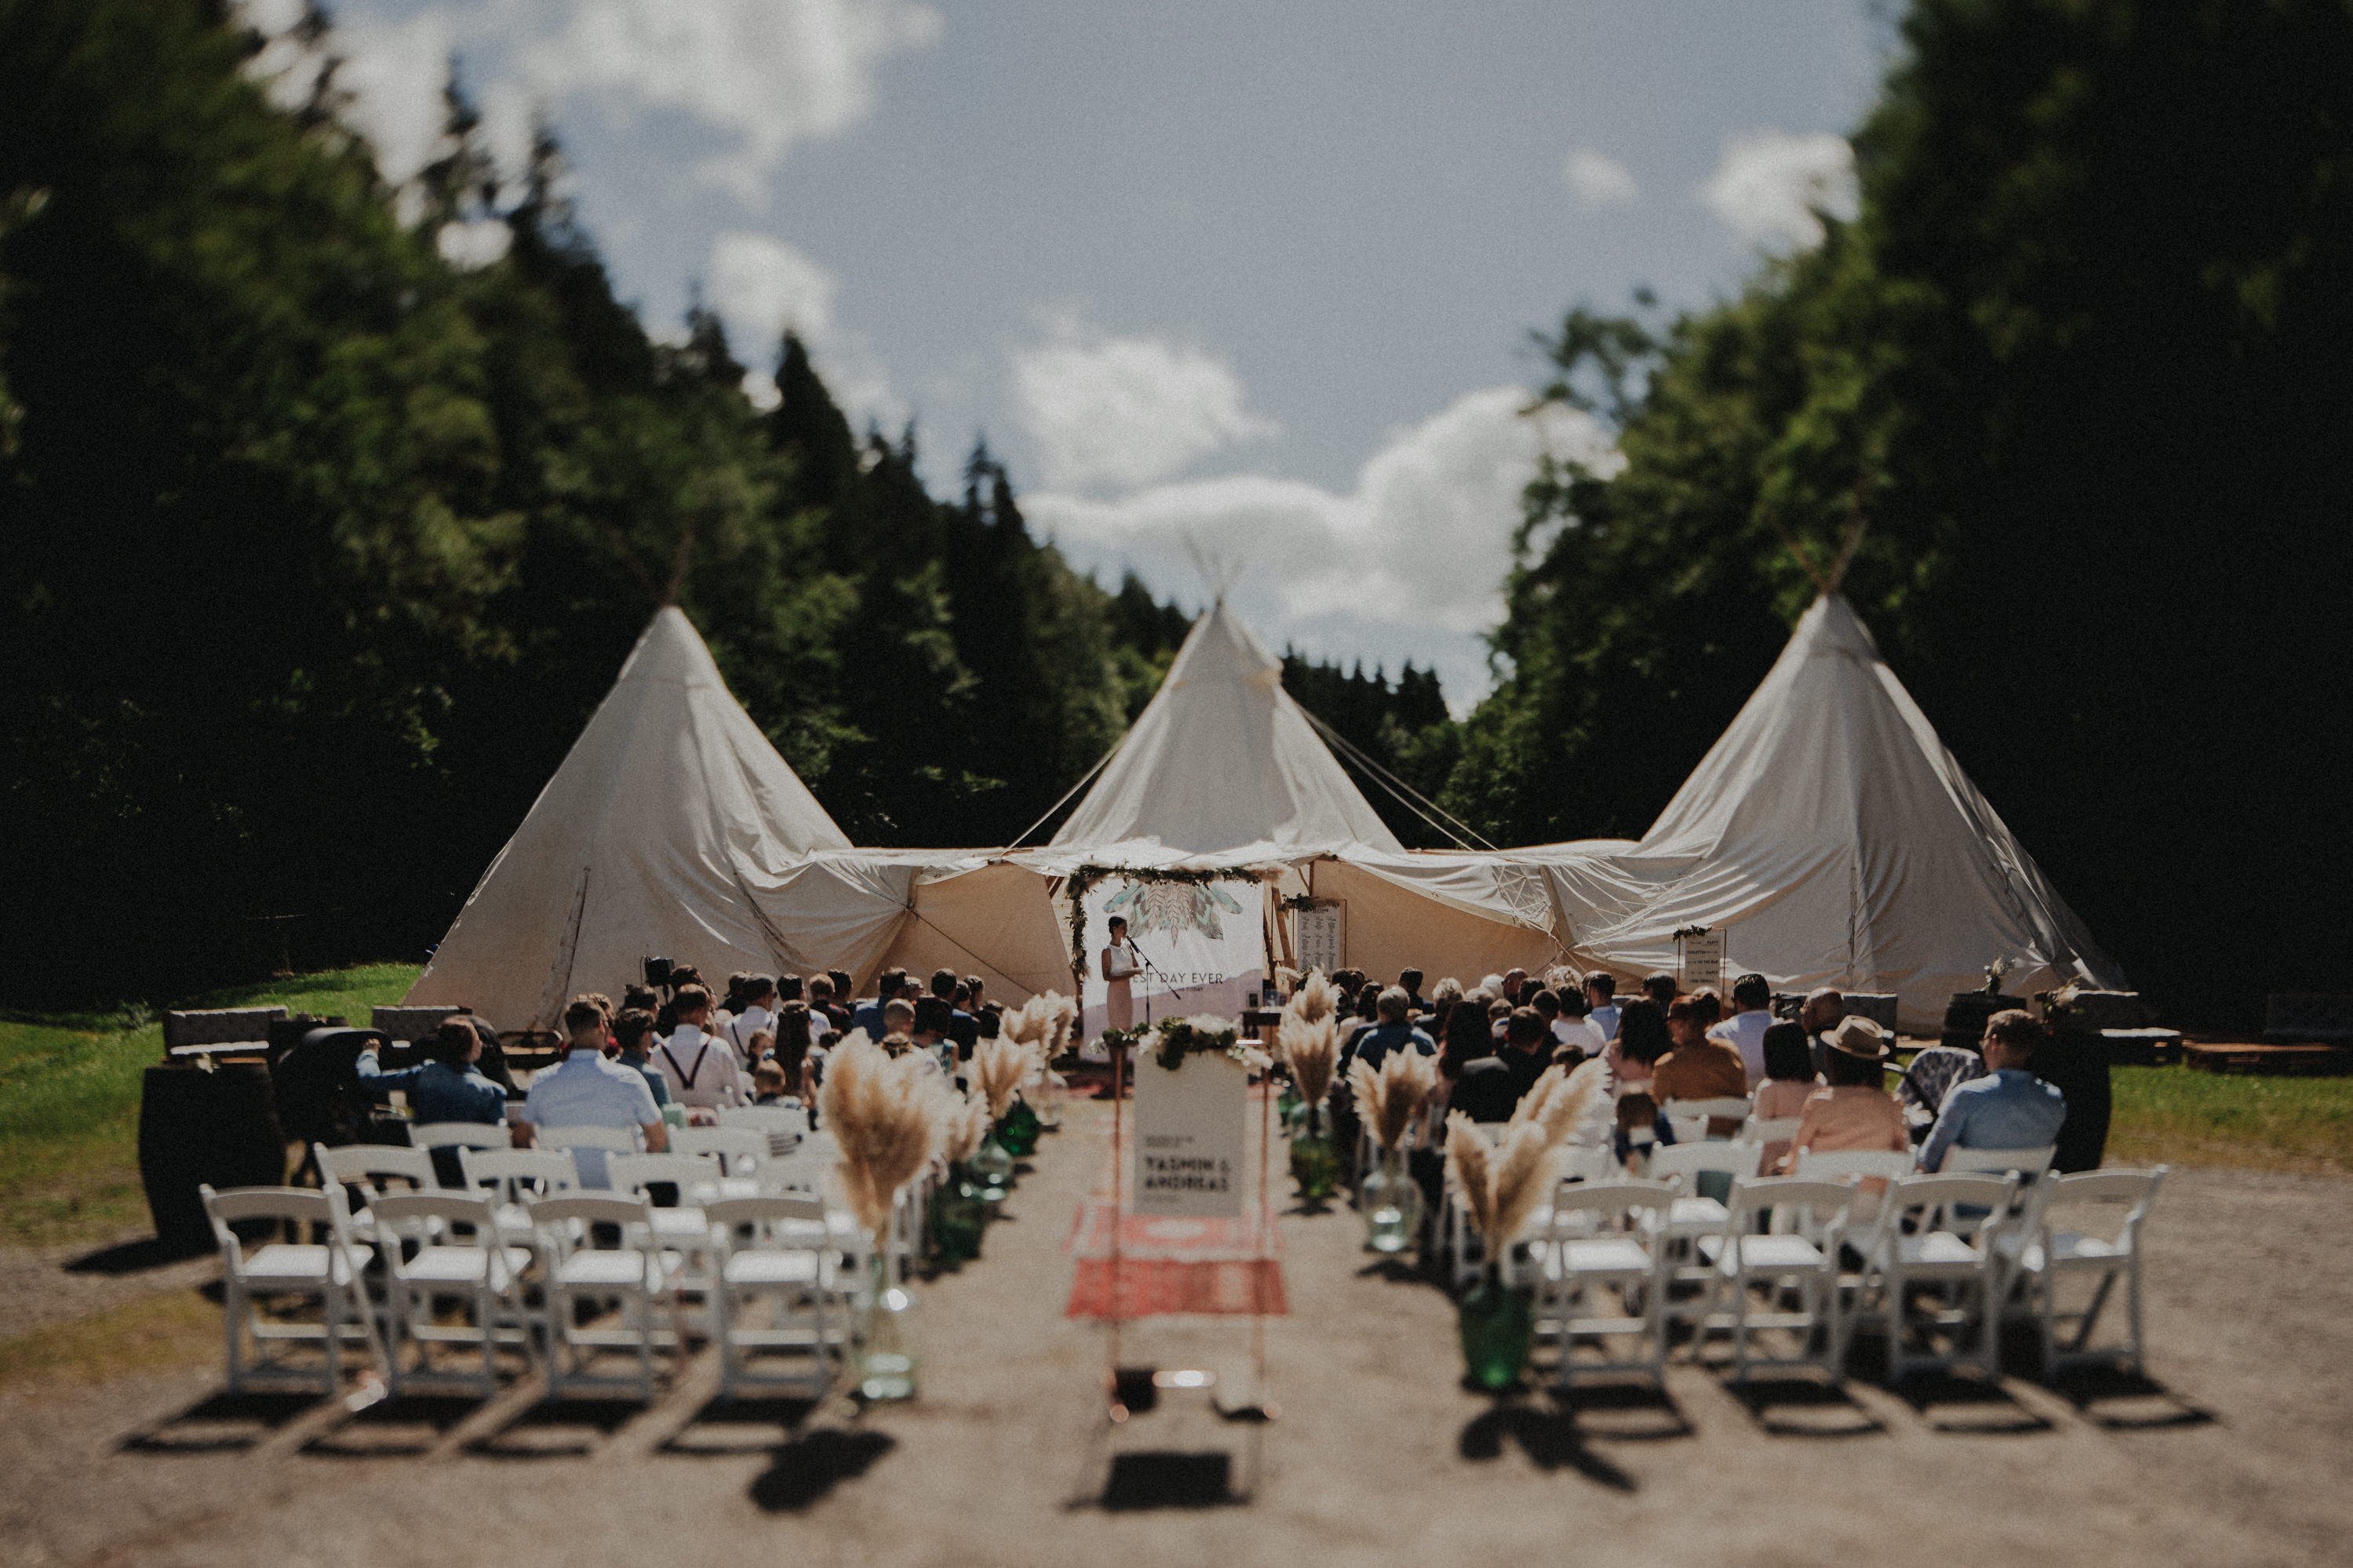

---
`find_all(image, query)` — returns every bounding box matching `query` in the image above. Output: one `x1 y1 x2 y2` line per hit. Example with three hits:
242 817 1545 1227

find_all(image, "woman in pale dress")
1100 915 1138 1035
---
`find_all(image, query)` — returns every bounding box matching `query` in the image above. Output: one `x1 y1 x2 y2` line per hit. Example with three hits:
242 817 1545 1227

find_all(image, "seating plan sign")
1678 927 1725 993
1294 901 1343 977
1079 876 1262 1039
1130 1054 1247 1219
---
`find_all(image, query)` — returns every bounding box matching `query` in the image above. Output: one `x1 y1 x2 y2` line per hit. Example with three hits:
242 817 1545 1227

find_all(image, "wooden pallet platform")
2184 1040 2353 1076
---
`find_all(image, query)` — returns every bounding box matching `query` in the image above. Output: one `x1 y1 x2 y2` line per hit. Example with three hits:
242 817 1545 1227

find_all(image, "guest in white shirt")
1709 972 1776 1089
1583 971 1622 1043
653 984 747 1110
1550 984 1609 1057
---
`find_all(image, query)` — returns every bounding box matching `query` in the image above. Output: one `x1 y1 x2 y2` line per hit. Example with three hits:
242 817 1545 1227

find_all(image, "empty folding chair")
1736 1115 1802 1148
530 1193 681 1403
718 1103 808 1159
1662 1097 1752 1140
369 1191 534 1399
201 1184 378 1395
457 1147 581 1246
1852 1172 2020 1385
1537 1177 1679 1392
1709 1177 1858 1384
704 1195 843 1401
671 1126 770 1183
315 1142 438 1242
2002 1166 2168 1383
1646 1142 1761 1336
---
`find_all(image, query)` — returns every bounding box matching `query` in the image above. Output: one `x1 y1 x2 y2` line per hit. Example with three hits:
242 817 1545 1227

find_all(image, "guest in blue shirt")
603 1004 668 1108
357 1021 508 1183
1919 1010 2067 1173
1340 988 1437 1075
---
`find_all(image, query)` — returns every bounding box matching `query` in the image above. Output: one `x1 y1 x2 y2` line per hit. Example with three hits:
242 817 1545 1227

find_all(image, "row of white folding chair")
1661 1096 1751 1146
1847 1172 2023 1384
1994 1166 2166 1381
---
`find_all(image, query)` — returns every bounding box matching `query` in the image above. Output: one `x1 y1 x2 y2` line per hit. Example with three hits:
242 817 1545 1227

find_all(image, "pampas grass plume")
938 1088 991 1165
1277 1013 1339 1106
1350 1046 1440 1151
969 1035 1033 1121
817 1029 946 1239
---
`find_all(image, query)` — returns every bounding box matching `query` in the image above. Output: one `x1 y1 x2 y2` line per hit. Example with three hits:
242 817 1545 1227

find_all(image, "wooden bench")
2185 1039 2353 1076
161 1006 286 1063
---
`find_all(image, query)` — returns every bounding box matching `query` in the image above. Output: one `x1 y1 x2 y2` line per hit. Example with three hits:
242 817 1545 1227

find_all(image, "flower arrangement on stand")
1444 1057 1607 1390
966 1035 1033 1195
1277 971 1342 1202
1347 1046 1440 1253
817 1029 949 1401
930 1090 992 1265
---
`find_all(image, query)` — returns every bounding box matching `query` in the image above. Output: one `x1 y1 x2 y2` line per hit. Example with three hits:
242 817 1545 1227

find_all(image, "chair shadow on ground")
662 1395 821 1456
746 1427 896 1512
1095 1451 1244 1511
464 1395 641 1460
1723 1375 1885 1439
1457 1395 1642 1492
119 1390 319 1455
67 1235 212 1274
2050 1365 2216 1431
1887 1370 2053 1434
300 1393 479 1458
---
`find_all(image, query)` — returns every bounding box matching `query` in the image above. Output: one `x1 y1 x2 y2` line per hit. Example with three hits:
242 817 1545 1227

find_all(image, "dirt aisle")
2 1103 2348 1567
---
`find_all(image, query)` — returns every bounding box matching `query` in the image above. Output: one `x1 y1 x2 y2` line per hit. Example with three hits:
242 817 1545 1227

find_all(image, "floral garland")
1064 863 1261 976
1101 1014 1270 1073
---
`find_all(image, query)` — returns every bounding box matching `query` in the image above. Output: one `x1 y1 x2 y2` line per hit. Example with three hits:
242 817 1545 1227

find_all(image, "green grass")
0 963 421 1245
2108 1064 2353 1174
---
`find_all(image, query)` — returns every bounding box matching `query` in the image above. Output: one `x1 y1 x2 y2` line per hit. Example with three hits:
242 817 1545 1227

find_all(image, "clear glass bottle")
1361 1144 1422 1253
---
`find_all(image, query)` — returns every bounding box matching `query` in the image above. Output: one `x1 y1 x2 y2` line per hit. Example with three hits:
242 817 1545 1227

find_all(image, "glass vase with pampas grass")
967 1034 1035 1194
818 1030 949 1400
1443 1058 1607 1389
1349 1046 1439 1253
1277 973 1343 1202
930 1089 992 1266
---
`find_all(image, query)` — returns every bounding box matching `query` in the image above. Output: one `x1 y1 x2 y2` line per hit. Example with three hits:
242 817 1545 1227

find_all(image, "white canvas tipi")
1049 598 1403 859
405 608 912 1028
1530 594 2122 1031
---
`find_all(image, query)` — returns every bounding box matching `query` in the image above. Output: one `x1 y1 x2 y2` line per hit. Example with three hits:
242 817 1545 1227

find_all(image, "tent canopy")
1525 594 2122 1031
405 609 908 1027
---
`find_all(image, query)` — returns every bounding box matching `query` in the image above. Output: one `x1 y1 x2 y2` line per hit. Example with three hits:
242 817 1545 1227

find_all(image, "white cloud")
522 0 942 202
705 231 897 423
437 217 513 270
330 9 460 189
1696 129 1858 251
1011 321 1279 492
1564 148 1638 207
1025 387 1619 705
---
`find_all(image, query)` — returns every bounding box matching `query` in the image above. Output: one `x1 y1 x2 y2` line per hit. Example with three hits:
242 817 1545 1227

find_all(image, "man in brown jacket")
1653 993 1748 1134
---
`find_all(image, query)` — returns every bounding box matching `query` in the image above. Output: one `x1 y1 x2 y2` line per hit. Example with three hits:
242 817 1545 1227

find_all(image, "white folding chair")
529 1193 681 1402
718 1104 809 1159
200 1184 378 1395
1793 1148 1916 1226
410 1122 509 1154
1736 1115 1802 1147
315 1143 437 1242
2000 1166 2167 1383
672 1126 770 1179
532 1124 642 1188
457 1147 580 1245
1852 1172 2020 1385
1708 1177 1857 1383
704 1194 843 1401
1646 1142 1761 1335
1536 1177 1678 1391
368 1191 534 1399
1935 1144 2057 1179
1662 1097 1751 1137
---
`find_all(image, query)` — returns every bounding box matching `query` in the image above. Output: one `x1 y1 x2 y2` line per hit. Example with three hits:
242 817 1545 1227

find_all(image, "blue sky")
251 0 1890 708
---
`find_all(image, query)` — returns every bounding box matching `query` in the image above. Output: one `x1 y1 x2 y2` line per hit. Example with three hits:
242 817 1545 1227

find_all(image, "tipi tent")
1524 594 2122 1031
405 609 912 1028
868 601 1560 1003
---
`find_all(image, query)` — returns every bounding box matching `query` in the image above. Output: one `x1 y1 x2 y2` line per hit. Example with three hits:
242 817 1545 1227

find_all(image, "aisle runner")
1062 1202 1287 1319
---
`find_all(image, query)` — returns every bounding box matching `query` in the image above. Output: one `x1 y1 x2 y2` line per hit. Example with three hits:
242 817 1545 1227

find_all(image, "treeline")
0 0 1315 1002
1445 0 2353 1024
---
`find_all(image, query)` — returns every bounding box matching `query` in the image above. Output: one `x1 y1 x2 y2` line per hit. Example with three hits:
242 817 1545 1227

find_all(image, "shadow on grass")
66 1235 211 1274
1458 1398 1640 1492
120 1389 317 1454
747 1427 896 1512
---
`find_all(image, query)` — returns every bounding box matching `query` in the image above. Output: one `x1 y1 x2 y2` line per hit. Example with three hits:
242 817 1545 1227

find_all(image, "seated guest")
911 995 956 1070
1801 987 1847 1076
1397 968 1427 1015
515 1020 668 1184
654 984 745 1110
1750 1022 1818 1174
357 1020 506 1183
621 983 659 1019
1613 1091 1675 1173
1918 1009 2067 1173
1583 972 1622 1043
1440 1001 1520 1123
807 976 845 1039
1606 999 1670 1095
750 1060 792 1106
1641 972 1679 1012
948 983 980 1060
877 1031 943 1076
1551 986 1607 1057
768 1021 813 1101
1501 967 1530 1006
723 975 778 1063
1341 986 1437 1074
773 999 817 1057
820 970 856 1037
1653 995 1748 1133
880 997 916 1042
852 970 907 1042
777 973 804 1004
608 1007 669 1109
1710 973 1776 1089
1778 1016 1905 1174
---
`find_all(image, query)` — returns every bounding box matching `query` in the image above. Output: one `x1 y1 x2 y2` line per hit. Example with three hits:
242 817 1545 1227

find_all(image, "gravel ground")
2 1101 2348 1568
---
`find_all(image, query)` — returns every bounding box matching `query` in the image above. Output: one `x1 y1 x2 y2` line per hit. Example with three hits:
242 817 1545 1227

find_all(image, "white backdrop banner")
1080 876 1261 1040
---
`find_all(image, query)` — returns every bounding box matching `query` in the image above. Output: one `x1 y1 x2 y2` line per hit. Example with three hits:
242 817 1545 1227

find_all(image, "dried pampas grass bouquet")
818 1029 947 1239
1349 1046 1441 1151
969 1035 1034 1122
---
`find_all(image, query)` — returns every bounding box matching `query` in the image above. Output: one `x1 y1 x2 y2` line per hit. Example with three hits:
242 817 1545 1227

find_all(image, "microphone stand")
1126 938 1166 1033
